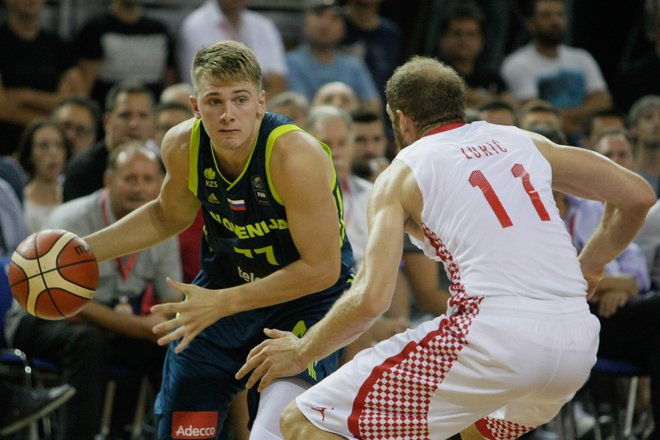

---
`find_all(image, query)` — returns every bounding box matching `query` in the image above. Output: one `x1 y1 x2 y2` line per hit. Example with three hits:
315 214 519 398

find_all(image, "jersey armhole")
188 119 202 197
265 124 304 205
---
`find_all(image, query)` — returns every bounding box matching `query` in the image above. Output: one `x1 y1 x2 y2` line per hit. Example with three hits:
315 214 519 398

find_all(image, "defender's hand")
235 328 308 392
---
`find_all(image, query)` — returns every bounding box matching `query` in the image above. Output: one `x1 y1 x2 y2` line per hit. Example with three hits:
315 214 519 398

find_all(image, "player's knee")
280 400 307 439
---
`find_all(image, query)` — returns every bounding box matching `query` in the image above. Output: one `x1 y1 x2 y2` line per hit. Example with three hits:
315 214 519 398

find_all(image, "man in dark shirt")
63 80 155 202
0 0 84 155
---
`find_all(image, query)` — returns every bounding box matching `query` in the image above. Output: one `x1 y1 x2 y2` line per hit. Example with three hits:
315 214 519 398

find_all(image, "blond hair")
191 41 263 92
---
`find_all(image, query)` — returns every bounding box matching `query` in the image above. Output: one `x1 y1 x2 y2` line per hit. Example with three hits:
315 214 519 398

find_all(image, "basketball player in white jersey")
236 56 656 439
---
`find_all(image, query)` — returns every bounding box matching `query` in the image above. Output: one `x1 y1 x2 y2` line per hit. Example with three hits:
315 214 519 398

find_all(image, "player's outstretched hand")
235 328 308 392
151 278 226 353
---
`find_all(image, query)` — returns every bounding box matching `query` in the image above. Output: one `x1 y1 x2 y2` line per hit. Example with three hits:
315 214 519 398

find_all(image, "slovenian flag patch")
228 198 246 211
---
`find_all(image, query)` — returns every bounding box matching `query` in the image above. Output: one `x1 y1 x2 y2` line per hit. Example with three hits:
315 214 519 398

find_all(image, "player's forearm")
222 256 341 314
85 199 191 262
580 201 653 270
299 277 384 364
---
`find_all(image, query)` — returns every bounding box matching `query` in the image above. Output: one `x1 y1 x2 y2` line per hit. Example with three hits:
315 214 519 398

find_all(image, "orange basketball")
9 229 98 320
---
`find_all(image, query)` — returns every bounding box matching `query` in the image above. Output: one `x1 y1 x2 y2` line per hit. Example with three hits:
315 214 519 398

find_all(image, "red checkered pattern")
476 417 535 440
347 226 484 440
422 224 465 297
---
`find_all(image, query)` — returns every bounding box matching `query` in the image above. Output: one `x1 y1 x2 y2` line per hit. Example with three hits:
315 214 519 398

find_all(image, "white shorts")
296 294 600 440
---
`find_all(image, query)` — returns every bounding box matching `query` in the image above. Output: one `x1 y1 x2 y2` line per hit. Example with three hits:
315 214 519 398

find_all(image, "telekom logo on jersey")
172 411 218 439
460 139 509 160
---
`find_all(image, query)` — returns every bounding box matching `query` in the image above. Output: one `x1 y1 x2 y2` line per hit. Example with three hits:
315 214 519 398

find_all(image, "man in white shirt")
177 0 287 96
501 0 612 139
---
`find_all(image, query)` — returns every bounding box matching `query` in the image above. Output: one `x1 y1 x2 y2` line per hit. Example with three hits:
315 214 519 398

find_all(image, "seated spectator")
435 1 512 109
17 119 72 232
0 0 85 155
581 108 626 149
153 101 193 148
177 0 287 96
5 144 182 440
501 0 612 140
75 0 176 107
518 99 562 131
63 80 155 202
351 109 389 181
267 91 310 127
477 100 517 126
0 177 30 258
159 83 195 111
287 0 381 114
312 81 360 113
636 201 660 291
51 97 101 157
592 128 637 171
341 0 402 107
0 156 26 203
629 95 660 196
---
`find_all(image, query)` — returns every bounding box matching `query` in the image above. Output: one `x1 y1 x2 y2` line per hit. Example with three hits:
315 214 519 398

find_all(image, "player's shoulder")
161 118 196 155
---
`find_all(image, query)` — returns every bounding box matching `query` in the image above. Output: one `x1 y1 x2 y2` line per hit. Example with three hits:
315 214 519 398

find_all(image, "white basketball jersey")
396 121 587 300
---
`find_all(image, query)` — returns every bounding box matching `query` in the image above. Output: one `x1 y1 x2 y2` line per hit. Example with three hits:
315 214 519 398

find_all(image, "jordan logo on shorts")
311 406 333 421
172 411 218 439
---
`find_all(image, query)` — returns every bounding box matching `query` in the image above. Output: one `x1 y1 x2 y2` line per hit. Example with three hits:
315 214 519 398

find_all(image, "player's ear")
190 96 201 119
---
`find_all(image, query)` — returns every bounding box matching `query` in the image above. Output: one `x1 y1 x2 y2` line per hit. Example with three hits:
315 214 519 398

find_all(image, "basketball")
9 229 98 320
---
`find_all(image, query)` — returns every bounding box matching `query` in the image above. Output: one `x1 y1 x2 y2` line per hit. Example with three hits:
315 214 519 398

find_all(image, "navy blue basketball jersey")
188 112 353 294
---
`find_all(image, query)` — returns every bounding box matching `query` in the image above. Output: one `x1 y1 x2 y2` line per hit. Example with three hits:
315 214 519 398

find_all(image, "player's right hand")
235 328 309 392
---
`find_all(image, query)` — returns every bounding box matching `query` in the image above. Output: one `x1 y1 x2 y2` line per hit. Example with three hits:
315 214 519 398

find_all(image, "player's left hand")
235 328 308 392
150 278 227 353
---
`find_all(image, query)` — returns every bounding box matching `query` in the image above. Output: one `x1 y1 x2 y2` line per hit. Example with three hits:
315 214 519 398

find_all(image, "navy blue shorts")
154 281 347 440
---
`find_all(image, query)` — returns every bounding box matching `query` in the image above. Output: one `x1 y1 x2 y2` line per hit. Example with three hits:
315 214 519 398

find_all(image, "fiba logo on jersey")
252 175 270 205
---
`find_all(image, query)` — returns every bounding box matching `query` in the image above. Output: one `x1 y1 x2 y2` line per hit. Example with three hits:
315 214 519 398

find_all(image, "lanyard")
100 190 137 281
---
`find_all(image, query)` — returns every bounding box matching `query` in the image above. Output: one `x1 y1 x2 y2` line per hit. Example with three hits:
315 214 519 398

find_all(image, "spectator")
177 0 287 96
517 99 562 131
17 119 72 232
159 82 194 111
153 101 193 148
63 80 155 202
351 109 389 181
0 177 30 259
436 1 512 109
592 128 637 171
581 107 626 148
286 0 381 114
51 97 100 157
636 201 660 291
477 100 517 125
629 95 660 197
0 156 26 203
341 0 402 108
75 0 176 107
267 91 310 127
0 0 85 155
311 81 360 113
5 144 182 440
501 0 613 140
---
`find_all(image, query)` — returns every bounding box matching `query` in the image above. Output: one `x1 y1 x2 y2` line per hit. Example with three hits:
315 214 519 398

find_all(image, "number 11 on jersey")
469 163 550 228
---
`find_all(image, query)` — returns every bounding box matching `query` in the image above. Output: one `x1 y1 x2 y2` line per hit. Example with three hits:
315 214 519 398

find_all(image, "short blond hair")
191 41 263 93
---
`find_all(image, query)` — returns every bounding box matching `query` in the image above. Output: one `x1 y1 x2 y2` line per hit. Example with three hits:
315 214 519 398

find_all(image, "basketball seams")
8 259 97 287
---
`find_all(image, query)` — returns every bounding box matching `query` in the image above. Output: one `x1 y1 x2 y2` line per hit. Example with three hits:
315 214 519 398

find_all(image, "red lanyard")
100 190 137 281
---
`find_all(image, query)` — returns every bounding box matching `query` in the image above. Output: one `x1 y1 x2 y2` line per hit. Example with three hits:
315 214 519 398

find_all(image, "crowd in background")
0 0 658 439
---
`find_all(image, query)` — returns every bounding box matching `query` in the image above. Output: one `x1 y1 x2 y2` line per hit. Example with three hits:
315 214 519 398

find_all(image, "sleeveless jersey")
188 112 353 293
396 121 587 300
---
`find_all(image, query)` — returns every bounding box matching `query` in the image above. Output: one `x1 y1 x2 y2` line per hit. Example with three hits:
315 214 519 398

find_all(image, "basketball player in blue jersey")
83 40 353 439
